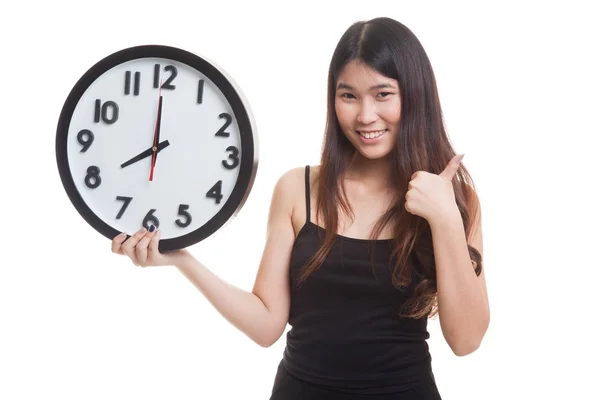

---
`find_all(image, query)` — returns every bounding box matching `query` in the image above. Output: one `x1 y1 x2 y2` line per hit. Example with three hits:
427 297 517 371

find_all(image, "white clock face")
57 47 257 249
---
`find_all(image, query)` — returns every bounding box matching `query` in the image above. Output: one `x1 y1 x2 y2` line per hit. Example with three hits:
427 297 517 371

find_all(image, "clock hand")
120 140 170 169
149 84 163 181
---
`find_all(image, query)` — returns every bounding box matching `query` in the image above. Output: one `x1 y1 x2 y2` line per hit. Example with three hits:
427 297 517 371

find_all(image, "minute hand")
120 140 170 169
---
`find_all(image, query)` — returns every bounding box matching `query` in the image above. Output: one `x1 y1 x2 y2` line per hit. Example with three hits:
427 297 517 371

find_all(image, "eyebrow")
336 82 396 91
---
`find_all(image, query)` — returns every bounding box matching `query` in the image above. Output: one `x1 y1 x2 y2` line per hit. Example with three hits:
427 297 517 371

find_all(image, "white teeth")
358 129 386 139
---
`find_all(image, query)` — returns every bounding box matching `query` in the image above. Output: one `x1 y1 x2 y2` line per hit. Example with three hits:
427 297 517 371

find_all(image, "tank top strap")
304 165 311 224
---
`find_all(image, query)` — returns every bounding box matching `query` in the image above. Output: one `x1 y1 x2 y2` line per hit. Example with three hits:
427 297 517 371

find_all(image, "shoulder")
271 165 321 231
268 166 305 211
274 164 321 193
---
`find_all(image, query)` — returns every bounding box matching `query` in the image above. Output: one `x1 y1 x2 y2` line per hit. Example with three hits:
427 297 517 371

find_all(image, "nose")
356 99 377 125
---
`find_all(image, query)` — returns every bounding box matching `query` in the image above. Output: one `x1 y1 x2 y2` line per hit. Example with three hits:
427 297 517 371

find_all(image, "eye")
377 92 393 98
339 93 356 99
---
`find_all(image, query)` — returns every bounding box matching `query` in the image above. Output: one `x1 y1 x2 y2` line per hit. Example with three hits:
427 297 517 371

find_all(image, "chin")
357 148 394 160
353 140 395 160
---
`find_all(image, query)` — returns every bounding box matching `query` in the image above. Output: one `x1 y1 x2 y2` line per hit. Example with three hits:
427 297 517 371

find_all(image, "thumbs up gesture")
404 154 464 224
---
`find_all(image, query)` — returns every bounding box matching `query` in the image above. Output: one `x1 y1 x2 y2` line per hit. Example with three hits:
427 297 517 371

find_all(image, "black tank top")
281 165 434 394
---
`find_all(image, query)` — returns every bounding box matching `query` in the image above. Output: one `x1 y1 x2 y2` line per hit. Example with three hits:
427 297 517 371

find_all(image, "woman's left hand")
404 154 464 224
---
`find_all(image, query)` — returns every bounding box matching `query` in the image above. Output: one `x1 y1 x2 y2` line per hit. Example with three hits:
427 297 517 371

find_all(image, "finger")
111 232 128 255
121 227 147 265
147 228 162 263
439 154 464 180
135 232 153 267
404 199 414 214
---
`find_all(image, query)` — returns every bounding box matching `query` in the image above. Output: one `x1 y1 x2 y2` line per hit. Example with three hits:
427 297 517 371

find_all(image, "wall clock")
56 45 258 251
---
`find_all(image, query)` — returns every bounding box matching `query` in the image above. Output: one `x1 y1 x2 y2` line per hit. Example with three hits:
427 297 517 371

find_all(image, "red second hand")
149 81 163 181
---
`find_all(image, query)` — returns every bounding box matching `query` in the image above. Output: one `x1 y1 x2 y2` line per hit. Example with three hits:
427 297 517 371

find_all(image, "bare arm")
173 169 298 347
433 189 490 356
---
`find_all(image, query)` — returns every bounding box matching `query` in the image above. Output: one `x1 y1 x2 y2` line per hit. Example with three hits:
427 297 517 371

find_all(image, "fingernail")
138 227 146 234
118 232 127 238
458 154 465 161
149 225 155 233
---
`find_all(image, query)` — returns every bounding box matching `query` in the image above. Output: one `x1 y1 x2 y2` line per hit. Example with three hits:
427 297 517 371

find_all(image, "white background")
1 1 599 399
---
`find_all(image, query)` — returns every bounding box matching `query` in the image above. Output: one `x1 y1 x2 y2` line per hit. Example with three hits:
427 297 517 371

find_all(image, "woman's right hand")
111 226 191 268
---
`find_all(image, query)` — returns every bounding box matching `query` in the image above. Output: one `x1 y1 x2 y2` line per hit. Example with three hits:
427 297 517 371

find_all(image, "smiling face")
335 60 401 160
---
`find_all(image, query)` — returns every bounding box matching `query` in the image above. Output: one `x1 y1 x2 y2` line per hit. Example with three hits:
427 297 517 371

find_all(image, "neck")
344 152 395 191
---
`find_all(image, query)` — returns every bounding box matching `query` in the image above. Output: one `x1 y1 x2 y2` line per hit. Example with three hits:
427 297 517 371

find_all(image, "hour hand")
121 140 170 169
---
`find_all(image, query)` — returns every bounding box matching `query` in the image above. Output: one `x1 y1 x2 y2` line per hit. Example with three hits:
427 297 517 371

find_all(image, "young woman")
112 17 489 400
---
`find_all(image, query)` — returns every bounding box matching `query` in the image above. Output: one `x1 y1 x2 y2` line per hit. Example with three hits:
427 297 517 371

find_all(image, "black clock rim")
56 44 257 252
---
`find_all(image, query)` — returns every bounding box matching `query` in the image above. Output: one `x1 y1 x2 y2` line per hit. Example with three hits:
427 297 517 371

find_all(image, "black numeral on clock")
112 203 194 227
206 181 224 204
94 99 119 124
124 71 141 96
215 113 232 137
197 79 205 104
154 64 177 90
115 196 133 219
84 166 101 188
176 204 192 228
222 146 240 169
143 209 160 229
77 129 94 152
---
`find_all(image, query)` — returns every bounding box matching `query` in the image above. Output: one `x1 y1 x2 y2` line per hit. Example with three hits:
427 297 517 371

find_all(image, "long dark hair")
298 17 483 319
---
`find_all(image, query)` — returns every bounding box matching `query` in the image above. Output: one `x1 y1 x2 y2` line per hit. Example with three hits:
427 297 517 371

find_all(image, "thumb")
439 154 464 180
